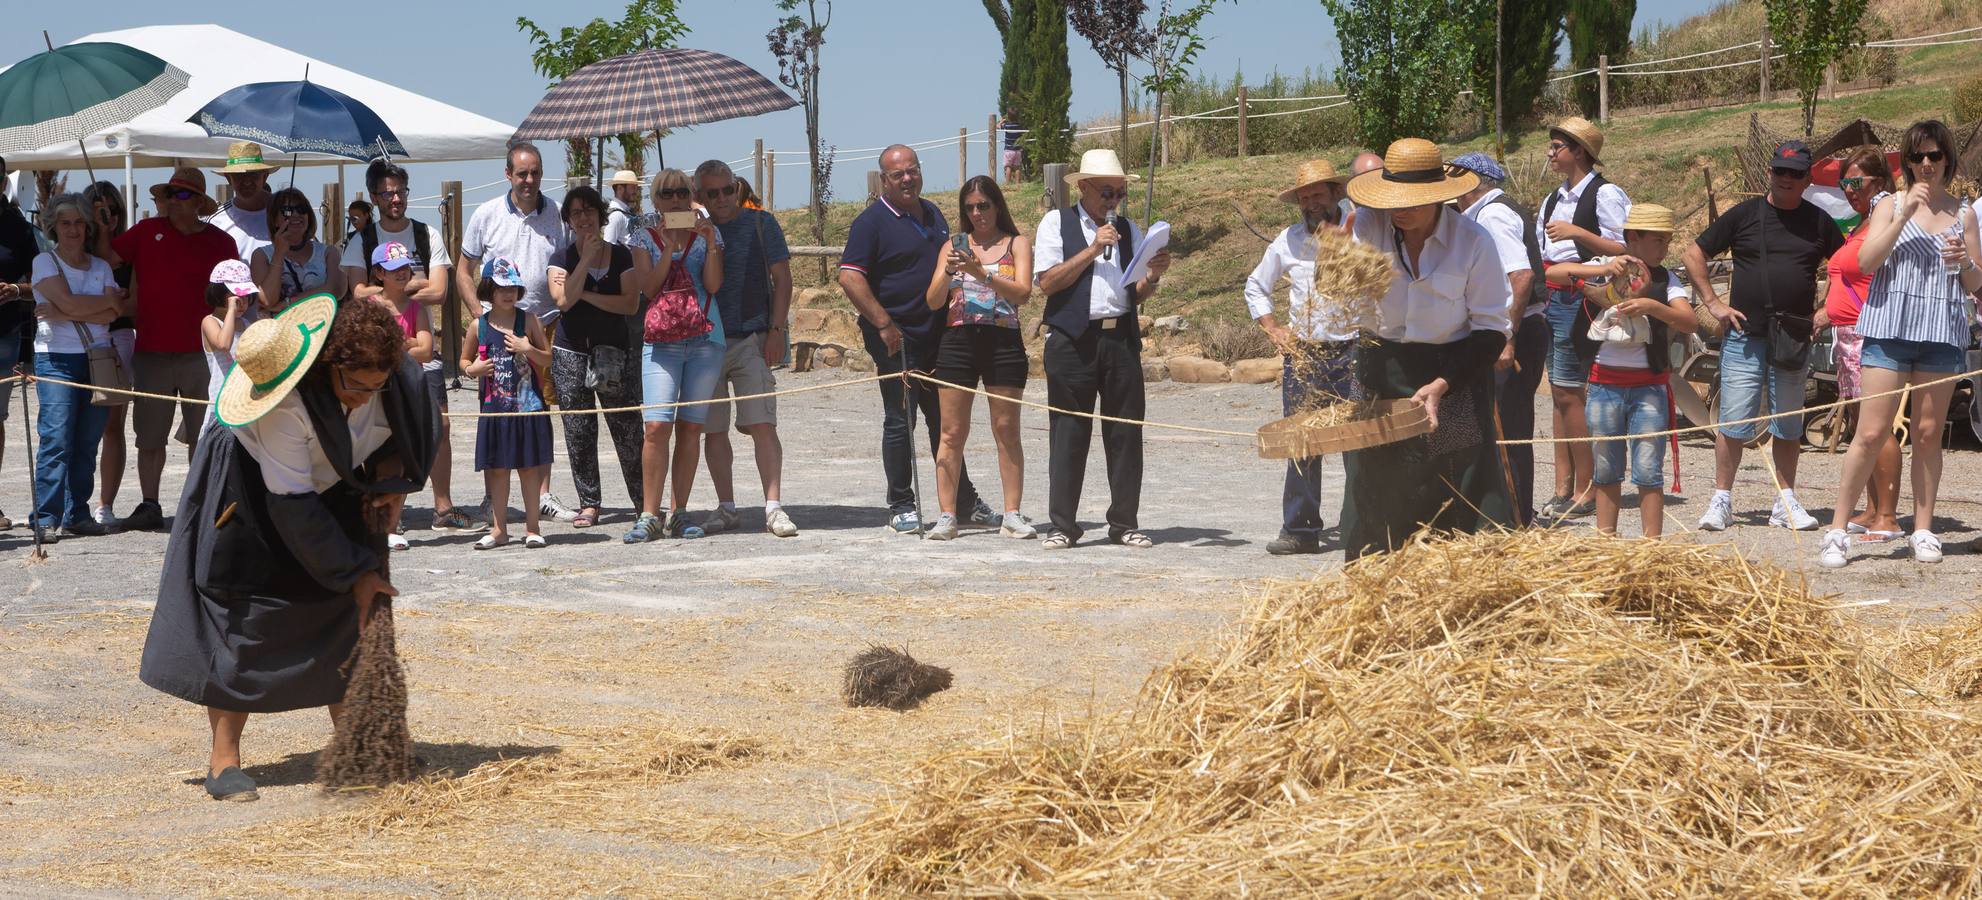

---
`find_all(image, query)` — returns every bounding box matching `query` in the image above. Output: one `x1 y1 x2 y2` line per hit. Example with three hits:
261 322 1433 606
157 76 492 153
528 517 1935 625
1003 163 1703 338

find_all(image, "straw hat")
1550 117 1605 165
213 293 339 428
606 169 642 187
148 166 219 217
1345 138 1479 210
1063 148 1142 189
1276 159 1353 203
216 141 278 174
1623 203 1676 233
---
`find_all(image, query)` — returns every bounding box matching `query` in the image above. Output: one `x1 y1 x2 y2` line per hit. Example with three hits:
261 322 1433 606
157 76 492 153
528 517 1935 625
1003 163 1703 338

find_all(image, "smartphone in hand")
663 211 698 230
951 233 969 254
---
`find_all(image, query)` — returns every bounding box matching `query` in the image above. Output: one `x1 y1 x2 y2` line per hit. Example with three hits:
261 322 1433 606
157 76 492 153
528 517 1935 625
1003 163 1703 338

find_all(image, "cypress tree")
1564 0 1633 118
999 0 1034 124
1466 0 1566 127
1018 0 1074 175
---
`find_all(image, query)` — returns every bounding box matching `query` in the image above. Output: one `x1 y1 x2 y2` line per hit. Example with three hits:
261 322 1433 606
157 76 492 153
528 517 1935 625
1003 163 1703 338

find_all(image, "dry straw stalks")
814 529 1982 896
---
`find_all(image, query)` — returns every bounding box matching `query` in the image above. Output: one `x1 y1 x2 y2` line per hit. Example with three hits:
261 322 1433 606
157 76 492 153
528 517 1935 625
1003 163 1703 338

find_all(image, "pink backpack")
642 228 714 343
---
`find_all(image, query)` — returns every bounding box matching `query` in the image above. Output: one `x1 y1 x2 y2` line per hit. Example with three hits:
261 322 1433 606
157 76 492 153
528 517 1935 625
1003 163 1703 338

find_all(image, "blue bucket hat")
1449 152 1507 183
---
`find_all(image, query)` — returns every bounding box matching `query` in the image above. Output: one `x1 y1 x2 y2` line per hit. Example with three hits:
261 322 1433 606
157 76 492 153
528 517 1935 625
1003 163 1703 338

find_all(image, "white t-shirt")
604 197 635 246
209 201 273 264
339 218 451 279
462 193 566 324
1593 277 1690 369
31 251 114 353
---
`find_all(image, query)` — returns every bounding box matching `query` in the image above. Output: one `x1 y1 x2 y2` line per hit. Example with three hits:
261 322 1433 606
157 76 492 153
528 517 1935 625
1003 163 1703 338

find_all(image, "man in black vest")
1535 117 1630 525
1032 149 1171 550
1451 153 1548 525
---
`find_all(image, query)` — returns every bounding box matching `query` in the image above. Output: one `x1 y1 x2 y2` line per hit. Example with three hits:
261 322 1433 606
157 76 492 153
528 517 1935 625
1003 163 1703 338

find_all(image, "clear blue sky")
5 0 1723 212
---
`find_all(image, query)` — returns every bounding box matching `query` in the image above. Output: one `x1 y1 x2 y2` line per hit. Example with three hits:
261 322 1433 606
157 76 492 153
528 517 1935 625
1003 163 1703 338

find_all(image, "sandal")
1042 532 1074 550
474 534 509 550
524 533 547 549
571 509 599 528
1111 530 1155 549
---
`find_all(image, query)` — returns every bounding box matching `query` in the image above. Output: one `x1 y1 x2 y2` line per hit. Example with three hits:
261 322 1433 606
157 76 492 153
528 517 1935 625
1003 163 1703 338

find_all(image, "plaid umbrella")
512 47 795 141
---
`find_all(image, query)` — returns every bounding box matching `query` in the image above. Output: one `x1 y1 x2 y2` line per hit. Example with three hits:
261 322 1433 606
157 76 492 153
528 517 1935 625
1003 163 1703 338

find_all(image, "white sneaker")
93 505 122 534
539 491 579 523
1910 530 1943 564
765 507 799 538
1699 495 1734 531
1000 513 1038 539
1770 495 1818 531
1818 529 1851 569
386 532 410 552
925 514 959 541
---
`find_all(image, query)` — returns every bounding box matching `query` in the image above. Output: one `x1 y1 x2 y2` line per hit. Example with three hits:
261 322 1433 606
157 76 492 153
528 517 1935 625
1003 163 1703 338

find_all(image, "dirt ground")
3 368 1981 897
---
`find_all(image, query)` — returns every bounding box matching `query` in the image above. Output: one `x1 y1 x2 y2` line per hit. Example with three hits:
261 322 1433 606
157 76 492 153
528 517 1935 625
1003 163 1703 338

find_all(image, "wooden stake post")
959 127 968 187
441 180 464 378
1237 86 1249 159
987 113 998 178
766 151 776 210
753 138 764 196
1598 55 1610 123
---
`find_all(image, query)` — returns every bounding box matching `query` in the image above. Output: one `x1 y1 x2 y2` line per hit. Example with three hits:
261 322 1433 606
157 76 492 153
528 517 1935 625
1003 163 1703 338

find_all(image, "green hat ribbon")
252 321 325 393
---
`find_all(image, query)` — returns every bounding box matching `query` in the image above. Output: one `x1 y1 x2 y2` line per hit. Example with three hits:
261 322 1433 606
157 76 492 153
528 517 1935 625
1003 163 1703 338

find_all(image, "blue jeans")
33 352 110 528
1587 382 1668 489
864 326 980 516
1716 329 1805 442
1281 340 1358 540
641 339 725 424
1544 288 1594 388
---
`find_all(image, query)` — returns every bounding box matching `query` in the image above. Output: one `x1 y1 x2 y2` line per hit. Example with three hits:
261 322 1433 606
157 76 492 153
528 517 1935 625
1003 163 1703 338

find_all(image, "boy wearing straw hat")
1536 117 1631 525
207 141 279 265
1244 158 1357 554
1033 148 1173 550
1339 138 1514 559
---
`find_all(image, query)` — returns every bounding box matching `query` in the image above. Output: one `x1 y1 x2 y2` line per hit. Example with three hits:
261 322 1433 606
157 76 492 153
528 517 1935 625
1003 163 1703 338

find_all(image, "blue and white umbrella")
188 76 404 162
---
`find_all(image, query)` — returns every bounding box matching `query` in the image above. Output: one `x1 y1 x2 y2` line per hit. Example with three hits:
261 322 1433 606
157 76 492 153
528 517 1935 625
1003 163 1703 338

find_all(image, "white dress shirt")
1244 220 1359 342
1537 171 1630 263
1351 206 1512 344
1461 189 1543 318
1033 204 1142 318
604 197 634 247
235 389 392 495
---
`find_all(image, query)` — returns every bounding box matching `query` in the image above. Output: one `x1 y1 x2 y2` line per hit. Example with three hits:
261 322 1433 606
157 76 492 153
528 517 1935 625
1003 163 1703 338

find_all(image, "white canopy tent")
1 24 515 218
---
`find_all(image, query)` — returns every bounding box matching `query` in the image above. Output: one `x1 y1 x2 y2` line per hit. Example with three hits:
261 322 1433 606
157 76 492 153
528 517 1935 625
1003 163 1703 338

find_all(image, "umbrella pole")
76 140 98 187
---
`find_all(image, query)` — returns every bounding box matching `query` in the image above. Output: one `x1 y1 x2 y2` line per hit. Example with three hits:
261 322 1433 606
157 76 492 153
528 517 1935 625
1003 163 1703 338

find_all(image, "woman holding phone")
920 176 1036 541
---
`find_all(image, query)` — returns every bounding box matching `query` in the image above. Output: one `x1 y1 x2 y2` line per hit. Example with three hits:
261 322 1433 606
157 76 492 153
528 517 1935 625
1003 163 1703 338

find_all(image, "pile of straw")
319 602 416 789
843 645 953 711
816 530 1982 895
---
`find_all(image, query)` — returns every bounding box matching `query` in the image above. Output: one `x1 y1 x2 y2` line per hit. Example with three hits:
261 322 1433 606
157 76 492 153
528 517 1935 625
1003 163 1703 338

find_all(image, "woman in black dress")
139 295 434 801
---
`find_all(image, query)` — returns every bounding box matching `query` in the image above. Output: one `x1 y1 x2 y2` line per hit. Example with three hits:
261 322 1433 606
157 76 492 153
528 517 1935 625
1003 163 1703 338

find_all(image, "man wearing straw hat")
139 297 435 802
207 141 280 265
1340 138 1514 559
1449 152 1549 526
1536 117 1630 525
1245 158 1357 555
603 169 642 247
106 167 238 532
1033 148 1172 550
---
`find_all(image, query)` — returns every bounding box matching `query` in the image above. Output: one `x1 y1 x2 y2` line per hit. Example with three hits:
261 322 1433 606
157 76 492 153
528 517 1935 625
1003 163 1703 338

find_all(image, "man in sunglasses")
1682 139 1844 533
1032 148 1173 550
839 145 998 535
207 141 278 266
104 167 239 531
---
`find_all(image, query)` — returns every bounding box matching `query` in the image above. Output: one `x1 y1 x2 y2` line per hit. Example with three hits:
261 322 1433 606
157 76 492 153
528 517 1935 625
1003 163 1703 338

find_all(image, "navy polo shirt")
840 196 950 342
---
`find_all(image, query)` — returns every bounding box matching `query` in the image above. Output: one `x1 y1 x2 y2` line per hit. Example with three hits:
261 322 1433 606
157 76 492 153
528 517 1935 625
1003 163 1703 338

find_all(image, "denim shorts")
1587 382 1668 488
1715 329 1806 442
642 338 724 424
1860 335 1964 374
1544 288 1594 388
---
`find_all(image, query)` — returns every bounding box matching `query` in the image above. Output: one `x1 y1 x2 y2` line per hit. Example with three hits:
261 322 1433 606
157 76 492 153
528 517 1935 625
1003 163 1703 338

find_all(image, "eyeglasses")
1770 167 1808 180
1907 150 1947 164
701 183 738 200
373 189 408 200
278 205 313 218
1839 176 1869 191
335 368 389 394
1547 140 1569 154
1091 187 1125 201
883 166 922 183
655 187 691 199
963 201 994 213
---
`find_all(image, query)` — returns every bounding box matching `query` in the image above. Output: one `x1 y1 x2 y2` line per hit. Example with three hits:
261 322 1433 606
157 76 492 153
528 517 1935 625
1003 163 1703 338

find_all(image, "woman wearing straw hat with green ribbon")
138 295 435 802
1340 138 1516 559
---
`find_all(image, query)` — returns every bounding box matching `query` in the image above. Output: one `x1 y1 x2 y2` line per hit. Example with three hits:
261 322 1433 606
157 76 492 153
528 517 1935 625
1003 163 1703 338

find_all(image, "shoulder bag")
72 322 132 407
1758 203 1813 370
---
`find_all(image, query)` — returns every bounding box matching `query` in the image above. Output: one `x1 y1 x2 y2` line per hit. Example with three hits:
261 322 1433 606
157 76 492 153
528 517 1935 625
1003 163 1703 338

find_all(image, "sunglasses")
1770 167 1809 179
1092 187 1125 201
655 187 691 199
166 188 199 201
963 200 995 213
278 205 313 218
1907 150 1947 164
372 189 408 200
701 183 738 200
1839 176 1870 191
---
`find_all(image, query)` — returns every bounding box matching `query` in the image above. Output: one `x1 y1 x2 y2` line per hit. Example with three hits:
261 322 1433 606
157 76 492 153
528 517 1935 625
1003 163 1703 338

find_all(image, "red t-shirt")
1824 223 1874 329
111 217 238 354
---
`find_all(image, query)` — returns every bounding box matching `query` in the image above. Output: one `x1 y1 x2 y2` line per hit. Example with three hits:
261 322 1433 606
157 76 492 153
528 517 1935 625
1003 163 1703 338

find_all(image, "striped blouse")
1857 198 1972 347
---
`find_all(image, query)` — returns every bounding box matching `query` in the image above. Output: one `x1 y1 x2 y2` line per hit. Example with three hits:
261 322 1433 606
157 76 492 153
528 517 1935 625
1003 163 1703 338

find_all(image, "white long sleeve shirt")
1244 220 1359 342
1351 206 1512 344
1461 188 1544 319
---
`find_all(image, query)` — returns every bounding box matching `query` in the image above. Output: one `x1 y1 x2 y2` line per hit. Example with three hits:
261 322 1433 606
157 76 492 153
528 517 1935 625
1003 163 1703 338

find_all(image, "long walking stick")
901 345 925 538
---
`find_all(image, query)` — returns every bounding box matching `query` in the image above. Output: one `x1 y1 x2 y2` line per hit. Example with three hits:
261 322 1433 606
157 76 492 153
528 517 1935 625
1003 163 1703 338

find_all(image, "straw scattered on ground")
814 529 1982 896
841 645 953 711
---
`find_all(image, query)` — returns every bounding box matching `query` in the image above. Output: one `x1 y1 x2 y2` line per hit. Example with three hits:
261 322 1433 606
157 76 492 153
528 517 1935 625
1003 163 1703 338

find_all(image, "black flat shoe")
205 766 259 802
1266 535 1324 555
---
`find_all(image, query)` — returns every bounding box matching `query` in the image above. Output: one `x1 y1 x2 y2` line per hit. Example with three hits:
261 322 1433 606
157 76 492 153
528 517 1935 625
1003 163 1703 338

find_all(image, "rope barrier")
1611 54 1786 77
1607 41 1764 70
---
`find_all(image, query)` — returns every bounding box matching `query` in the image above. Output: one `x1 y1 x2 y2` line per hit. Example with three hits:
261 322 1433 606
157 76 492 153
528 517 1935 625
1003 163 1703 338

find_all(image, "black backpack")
359 218 433 273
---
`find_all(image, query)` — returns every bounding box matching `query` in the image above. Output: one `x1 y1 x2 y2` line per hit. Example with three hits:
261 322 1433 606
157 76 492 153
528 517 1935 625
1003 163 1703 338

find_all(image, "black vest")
1541 172 1611 263
1641 264 1673 375
1485 194 1548 307
359 218 434 274
1043 206 1140 340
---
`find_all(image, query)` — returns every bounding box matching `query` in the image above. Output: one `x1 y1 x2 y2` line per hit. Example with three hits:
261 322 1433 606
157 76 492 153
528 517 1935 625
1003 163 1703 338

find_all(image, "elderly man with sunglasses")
1681 140 1845 533
101 168 239 531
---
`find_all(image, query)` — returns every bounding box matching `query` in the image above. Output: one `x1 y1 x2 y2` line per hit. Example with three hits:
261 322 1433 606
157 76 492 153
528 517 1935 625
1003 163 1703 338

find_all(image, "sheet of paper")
1118 221 1170 289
